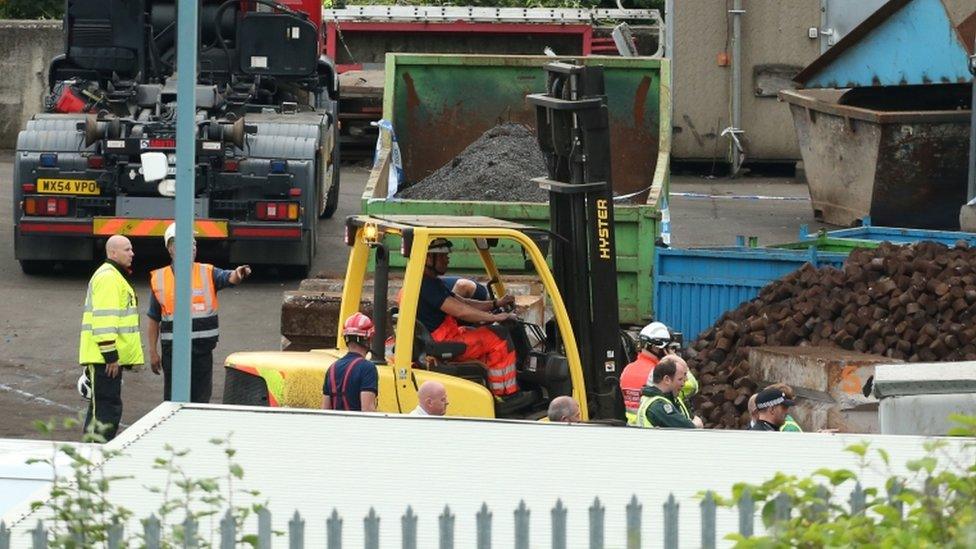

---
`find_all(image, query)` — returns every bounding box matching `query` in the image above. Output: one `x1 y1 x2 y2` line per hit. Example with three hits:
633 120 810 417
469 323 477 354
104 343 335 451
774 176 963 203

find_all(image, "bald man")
410 381 449 416
79 235 144 441
547 395 581 423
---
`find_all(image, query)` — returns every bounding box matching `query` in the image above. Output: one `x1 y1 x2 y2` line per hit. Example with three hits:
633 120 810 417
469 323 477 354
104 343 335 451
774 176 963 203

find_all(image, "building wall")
0 20 63 150
672 1 822 162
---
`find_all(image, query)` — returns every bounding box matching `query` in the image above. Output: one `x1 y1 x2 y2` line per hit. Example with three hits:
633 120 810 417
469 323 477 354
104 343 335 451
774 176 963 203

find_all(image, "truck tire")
222 367 270 406
320 113 341 219
19 260 52 275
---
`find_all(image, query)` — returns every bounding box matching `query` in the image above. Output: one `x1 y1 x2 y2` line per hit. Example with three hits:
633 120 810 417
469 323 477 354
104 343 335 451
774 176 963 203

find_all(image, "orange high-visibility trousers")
431 316 518 396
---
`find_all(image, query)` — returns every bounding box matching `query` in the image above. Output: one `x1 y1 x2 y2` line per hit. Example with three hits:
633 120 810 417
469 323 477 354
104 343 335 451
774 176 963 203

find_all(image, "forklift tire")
222 367 270 406
19 260 52 275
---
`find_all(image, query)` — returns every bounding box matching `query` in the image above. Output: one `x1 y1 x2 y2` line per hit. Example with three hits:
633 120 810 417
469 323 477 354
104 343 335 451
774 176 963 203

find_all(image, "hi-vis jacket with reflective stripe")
79 262 144 365
635 385 695 429
150 263 219 350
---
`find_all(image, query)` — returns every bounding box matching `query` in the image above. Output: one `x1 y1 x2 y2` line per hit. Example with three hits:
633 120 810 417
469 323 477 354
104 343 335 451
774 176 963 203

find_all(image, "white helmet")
163 223 198 246
638 321 671 348
77 373 92 400
163 222 176 246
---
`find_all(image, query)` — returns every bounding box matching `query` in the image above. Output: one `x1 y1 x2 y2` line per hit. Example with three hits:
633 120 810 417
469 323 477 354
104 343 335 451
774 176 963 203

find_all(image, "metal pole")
665 0 674 59
967 40 976 202
729 0 743 176
665 0 675 134
172 0 198 402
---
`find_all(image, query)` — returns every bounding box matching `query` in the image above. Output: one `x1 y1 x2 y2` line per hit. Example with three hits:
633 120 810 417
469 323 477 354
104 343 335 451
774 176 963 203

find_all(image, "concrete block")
749 346 902 433
879 393 976 435
0 21 63 149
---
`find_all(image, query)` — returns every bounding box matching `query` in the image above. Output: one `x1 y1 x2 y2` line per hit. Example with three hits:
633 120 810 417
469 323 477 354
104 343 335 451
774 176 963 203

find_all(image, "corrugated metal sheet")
4 404 970 548
796 0 974 88
653 247 847 341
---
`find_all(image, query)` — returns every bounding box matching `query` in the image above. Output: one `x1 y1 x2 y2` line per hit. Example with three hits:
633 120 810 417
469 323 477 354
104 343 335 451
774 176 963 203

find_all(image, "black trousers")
162 347 214 403
83 364 123 441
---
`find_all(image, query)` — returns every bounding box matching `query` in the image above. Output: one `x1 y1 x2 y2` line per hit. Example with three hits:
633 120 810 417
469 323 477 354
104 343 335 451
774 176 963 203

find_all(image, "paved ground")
0 152 829 440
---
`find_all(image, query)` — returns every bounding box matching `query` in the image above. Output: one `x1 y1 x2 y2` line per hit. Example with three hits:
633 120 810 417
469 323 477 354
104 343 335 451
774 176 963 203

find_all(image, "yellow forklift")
223 61 632 420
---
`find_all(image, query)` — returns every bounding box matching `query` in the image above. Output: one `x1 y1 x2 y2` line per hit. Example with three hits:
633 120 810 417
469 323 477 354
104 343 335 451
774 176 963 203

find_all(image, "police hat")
755 388 795 410
428 238 453 254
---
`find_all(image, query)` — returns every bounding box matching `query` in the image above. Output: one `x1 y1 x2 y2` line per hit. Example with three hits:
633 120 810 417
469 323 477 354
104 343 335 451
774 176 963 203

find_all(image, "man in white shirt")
410 380 449 416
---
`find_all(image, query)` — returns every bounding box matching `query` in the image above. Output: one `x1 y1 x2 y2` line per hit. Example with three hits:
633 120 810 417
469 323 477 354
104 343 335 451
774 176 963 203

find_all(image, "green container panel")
386 54 666 199
770 236 882 253
363 53 672 325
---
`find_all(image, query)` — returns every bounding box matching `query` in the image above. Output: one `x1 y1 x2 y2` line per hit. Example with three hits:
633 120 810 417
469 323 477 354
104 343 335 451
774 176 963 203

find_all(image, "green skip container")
362 53 671 325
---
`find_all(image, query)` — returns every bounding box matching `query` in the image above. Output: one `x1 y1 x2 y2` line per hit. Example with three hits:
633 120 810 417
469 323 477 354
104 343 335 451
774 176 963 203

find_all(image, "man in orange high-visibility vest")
146 223 251 402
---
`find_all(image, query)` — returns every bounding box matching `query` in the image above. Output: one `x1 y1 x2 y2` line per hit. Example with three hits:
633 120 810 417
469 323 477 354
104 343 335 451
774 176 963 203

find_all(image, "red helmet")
343 312 375 339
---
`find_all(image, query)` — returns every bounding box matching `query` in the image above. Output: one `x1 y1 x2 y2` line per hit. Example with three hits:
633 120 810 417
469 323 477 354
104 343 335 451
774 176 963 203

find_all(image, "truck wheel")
222 367 270 406
320 124 341 219
19 260 52 275
322 172 340 219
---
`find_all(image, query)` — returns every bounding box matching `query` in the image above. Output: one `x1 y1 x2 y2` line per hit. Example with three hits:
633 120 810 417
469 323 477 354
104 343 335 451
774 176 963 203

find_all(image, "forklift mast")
528 61 625 421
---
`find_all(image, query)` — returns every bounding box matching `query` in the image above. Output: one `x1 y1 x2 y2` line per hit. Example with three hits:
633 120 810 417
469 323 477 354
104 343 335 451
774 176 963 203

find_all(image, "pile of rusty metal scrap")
690 240 976 428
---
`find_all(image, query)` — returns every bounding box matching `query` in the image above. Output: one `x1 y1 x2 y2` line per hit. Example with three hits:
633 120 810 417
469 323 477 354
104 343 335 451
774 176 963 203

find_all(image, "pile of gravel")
395 123 550 203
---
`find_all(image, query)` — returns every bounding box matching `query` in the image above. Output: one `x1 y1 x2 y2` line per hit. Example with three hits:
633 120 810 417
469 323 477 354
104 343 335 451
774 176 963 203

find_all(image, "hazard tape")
92 218 228 238
670 192 810 202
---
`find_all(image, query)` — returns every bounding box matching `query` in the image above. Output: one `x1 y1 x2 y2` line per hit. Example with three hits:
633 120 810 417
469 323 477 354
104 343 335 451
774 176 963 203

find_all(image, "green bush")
0 0 63 19
29 416 270 547
716 415 976 548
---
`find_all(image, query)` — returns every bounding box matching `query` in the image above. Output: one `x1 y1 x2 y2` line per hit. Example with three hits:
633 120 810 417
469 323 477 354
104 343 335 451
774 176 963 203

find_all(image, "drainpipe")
665 0 674 60
728 0 745 176
967 39 976 204
666 0 675 143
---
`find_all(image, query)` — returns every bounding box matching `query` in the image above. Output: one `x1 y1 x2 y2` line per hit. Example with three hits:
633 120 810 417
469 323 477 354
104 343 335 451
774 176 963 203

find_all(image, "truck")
322 5 665 158
13 0 340 276
223 62 634 421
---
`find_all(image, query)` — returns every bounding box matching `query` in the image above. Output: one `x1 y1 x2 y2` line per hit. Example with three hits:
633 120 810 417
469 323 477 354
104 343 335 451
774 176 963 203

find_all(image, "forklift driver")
418 238 520 397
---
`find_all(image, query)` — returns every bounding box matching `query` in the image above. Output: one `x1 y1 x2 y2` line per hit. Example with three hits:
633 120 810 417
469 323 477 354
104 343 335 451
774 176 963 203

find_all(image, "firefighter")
79 234 144 441
635 356 704 429
620 322 699 425
417 238 520 397
147 223 251 403
323 313 378 412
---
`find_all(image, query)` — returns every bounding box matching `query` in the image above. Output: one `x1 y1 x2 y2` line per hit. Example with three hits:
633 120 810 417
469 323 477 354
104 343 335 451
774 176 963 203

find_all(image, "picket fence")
0 482 881 548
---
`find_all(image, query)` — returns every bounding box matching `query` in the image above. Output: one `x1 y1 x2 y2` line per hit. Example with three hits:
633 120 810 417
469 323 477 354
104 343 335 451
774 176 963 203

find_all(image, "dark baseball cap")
755 388 795 410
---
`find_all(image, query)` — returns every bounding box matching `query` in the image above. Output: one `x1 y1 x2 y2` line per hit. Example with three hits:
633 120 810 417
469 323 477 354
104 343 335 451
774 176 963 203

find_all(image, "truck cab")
224 214 590 420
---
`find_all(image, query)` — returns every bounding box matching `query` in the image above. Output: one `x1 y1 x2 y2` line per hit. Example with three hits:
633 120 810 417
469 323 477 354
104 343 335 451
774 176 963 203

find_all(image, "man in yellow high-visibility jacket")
79 235 144 441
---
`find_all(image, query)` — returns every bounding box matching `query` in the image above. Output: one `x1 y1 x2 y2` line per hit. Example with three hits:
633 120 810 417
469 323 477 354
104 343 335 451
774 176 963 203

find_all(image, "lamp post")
172 0 199 402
